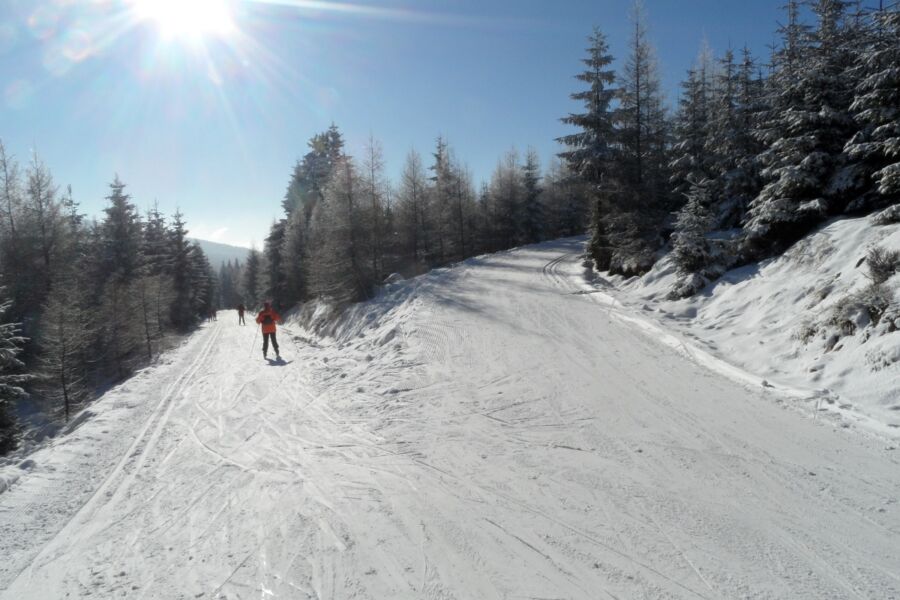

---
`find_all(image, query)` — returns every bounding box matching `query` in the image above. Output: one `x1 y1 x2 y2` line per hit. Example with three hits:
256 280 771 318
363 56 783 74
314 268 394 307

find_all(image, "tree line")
563 0 899 297
228 127 589 310
0 145 216 453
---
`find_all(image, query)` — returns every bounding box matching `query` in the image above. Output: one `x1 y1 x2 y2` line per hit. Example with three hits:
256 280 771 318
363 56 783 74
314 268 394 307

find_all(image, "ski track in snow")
2 239 899 599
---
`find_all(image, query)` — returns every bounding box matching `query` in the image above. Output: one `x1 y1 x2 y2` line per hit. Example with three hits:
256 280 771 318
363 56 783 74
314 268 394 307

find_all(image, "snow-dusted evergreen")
743 0 857 257
845 7 900 206
0 143 217 446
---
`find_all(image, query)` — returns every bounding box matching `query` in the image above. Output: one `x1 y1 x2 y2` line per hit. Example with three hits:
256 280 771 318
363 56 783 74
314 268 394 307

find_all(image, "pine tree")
39 278 89 421
263 220 287 307
395 150 430 271
670 45 714 199
609 0 670 274
23 152 62 302
558 27 618 183
0 292 28 454
488 149 525 250
283 125 345 218
428 136 453 263
744 0 856 258
0 142 23 308
362 135 388 279
844 6 900 207
309 158 375 303
243 247 262 308
100 176 143 283
520 148 544 244
168 211 195 330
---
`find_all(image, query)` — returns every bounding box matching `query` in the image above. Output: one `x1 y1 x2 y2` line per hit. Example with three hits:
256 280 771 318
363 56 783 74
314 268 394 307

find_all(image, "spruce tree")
243 247 262 308
744 0 856 258
844 6 900 207
0 292 28 454
520 148 544 244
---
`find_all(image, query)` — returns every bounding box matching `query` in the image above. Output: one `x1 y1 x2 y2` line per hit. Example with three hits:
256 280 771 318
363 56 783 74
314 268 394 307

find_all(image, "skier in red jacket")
255 302 282 359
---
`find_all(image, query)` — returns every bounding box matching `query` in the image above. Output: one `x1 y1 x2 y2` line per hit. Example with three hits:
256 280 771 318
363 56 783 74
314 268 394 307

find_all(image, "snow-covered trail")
3 240 899 599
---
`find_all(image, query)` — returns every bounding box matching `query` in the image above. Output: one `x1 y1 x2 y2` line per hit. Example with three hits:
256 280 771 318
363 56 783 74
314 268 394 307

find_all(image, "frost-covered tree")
100 176 143 283
670 44 714 199
558 27 618 183
39 279 89 421
428 136 453 264
670 180 714 285
0 142 24 310
308 158 375 303
520 148 544 244
243 246 262 308
0 292 28 454
744 0 856 258
844 6 900 207
395 150 430 270
610 0 670 274
488 149 525 251
557 26 618 269
283 124 345 218
263 220 287 307
362 135 388 279
542 159 589 239
281 207 308 305
168 210 195 330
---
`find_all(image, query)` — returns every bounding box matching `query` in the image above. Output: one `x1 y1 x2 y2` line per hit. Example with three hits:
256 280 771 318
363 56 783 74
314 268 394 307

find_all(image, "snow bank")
600 215 900 435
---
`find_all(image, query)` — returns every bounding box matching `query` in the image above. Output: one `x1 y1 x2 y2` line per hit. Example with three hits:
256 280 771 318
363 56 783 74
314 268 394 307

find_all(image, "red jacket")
256 308 281 334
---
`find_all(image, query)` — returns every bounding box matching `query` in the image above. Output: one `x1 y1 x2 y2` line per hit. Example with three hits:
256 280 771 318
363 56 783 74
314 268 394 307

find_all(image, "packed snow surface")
1 240 899 599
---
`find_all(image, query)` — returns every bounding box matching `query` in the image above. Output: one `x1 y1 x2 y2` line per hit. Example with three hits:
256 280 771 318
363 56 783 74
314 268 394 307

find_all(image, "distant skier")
237 303 246 325
255 301 282 359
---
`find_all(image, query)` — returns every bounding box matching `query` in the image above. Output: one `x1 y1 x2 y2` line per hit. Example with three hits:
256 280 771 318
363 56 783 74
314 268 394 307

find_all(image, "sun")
132 0 236 39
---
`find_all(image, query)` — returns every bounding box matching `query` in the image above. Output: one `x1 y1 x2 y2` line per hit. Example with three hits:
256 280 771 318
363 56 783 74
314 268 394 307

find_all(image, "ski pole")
249 325 259 358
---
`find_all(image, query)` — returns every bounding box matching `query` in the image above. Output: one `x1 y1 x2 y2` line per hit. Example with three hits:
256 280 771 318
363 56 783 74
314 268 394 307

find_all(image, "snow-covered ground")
1 240 899 599
603 215 900 436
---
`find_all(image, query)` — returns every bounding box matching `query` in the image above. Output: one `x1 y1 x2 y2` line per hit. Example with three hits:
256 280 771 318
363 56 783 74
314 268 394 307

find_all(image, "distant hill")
190 238 251 269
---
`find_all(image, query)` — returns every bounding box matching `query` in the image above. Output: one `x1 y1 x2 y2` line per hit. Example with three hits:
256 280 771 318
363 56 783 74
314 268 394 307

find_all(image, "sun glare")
132 0 236 39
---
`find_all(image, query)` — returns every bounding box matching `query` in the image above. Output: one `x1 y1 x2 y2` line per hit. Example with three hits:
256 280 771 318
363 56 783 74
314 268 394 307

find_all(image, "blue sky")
0 0 786 248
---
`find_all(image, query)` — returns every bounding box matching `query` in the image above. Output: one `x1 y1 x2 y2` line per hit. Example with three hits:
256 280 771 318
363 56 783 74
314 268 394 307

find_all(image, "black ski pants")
238 312 245 325
263 331 279 356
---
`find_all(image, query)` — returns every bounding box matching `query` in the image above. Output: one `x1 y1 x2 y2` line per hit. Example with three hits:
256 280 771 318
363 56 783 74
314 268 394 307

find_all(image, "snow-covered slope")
190 238 250 269
603 215 900 435
1 241 898 599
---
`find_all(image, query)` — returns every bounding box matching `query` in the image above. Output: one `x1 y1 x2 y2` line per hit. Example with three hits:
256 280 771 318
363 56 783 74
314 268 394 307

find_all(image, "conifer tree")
309 158 374 303
39 278 88 421
362 135 388 278
670 46 714 199
395 150 430 270
243 247 262 308
520 148 544 244
844 6 900 207
263 220 287 307
0 292 28 454
168 211 195 330
744 0 856 257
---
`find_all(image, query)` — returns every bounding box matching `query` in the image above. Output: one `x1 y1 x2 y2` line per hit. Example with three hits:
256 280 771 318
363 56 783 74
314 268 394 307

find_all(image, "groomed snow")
1 240 898 599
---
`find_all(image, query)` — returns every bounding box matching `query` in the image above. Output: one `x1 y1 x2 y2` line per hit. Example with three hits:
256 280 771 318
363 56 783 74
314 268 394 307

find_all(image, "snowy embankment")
1 240 898 599
599 215 900 437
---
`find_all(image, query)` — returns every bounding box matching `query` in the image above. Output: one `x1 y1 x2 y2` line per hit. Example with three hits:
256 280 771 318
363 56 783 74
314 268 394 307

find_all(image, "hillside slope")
1 241 898 599
604 215 900 434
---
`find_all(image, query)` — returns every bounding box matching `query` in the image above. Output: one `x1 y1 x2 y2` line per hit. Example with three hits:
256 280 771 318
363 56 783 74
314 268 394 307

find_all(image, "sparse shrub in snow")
865 246 900 284
826 284 894 340
794 320 818 345
871 204 900 225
